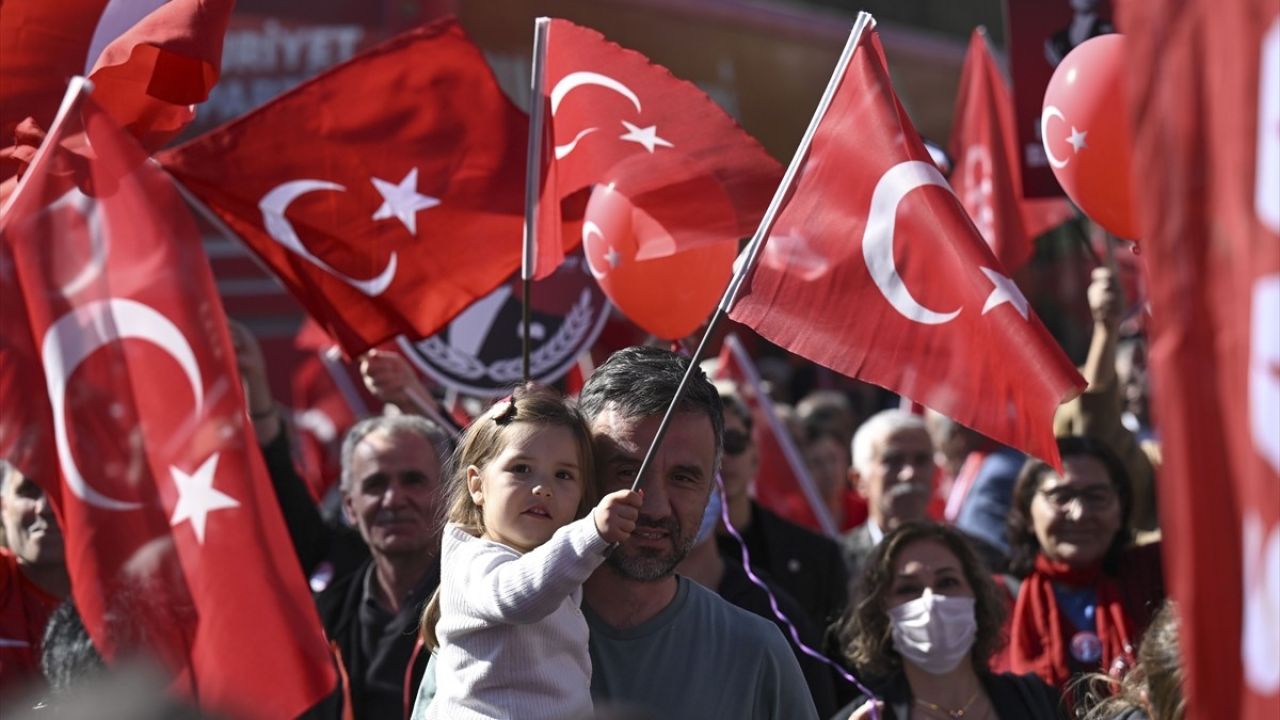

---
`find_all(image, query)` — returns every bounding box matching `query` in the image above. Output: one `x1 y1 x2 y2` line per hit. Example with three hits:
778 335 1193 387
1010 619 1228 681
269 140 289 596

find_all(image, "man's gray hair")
339 414 452 493
851 409 929 476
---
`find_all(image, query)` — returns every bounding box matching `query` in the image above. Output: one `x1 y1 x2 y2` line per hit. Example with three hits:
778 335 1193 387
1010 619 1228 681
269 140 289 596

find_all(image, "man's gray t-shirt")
586 576 818 720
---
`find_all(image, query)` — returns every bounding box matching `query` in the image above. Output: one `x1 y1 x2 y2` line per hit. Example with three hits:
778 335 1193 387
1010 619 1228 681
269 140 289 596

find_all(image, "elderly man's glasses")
1038 486 1117 513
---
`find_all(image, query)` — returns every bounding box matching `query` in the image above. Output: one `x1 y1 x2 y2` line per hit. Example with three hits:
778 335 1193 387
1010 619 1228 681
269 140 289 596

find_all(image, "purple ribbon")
715 474 881 719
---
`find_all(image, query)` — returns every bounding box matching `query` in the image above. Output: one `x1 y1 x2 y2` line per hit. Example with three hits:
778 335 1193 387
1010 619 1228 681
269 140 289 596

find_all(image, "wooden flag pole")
623 12 874 496
520 17 551 384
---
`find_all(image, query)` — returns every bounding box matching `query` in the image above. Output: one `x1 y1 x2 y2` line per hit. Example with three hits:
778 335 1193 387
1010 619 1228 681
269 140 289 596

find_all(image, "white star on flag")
619 121 674 153
1067 127 1089 153
371 168 440 235
980 267 1030 320
170 454 240 544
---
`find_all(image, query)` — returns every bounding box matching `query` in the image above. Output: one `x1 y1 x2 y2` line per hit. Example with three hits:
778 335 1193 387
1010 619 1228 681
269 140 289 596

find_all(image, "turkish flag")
713 333 839 537
0 90 335 718
728 23 1084 469
948 29 1071 271
159 20 533 356
531 18 782 278
0 0 232 181
1124 0 1280 717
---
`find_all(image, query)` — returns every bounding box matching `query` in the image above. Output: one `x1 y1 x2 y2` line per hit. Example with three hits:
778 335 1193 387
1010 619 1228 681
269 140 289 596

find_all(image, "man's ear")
850 467 869 499
341 492 357 526
466 466 484 506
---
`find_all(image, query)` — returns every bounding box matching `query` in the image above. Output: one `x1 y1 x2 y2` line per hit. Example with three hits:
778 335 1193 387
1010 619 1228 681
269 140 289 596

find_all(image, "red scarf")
1009 554 1136 689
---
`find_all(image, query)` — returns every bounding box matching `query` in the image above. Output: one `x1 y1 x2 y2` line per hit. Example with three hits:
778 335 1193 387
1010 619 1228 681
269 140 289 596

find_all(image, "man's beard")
605 514 694 582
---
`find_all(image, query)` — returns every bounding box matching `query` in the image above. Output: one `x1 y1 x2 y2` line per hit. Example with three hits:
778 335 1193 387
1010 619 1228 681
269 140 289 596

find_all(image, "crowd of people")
0 267 1186 719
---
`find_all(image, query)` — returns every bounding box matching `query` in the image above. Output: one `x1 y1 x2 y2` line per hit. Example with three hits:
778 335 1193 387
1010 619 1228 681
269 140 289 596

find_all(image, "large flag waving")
0 86 335 719
160 20 533 356
528 17 782 278
0 0 232 180
728 20 1084 468
1124 0 1280 717
948 29 1072 271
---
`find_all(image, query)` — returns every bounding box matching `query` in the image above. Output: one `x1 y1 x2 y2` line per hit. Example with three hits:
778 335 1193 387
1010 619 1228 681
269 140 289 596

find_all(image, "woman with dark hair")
834 522 1061 719
1004 436 1165 695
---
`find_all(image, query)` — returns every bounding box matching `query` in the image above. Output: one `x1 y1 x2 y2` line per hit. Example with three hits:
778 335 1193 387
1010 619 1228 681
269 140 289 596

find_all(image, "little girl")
417 383 641 720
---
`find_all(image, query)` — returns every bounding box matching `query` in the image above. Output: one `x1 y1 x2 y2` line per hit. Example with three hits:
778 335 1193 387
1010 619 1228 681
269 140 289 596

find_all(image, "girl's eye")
892 583 921 597
555 470 576 481
937 577 961 589
511 463 531 474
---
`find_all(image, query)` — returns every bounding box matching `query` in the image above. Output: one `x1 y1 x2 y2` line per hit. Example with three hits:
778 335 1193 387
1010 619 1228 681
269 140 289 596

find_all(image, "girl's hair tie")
491 395 517 424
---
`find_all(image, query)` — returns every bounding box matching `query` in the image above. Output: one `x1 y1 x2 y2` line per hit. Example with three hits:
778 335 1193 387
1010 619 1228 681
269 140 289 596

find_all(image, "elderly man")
321 416 451 716
839 410 935 589
231 321 451 719
0 460 66 697
262 412 450 720
577 347 815 719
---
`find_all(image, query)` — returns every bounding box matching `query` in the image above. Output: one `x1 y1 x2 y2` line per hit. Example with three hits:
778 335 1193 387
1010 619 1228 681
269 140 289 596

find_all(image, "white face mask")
887 589 977 675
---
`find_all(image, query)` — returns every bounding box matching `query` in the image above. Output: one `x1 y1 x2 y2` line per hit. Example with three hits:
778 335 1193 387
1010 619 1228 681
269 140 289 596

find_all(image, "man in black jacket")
232 322 450 720
711 385 849 638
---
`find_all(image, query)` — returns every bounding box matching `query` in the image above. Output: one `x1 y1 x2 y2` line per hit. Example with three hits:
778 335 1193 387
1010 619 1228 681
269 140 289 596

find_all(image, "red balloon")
582 184 737 340
1041 34 1139 240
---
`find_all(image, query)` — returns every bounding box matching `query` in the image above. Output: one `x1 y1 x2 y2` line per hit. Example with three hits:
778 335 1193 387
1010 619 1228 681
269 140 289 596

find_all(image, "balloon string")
715 474 881 719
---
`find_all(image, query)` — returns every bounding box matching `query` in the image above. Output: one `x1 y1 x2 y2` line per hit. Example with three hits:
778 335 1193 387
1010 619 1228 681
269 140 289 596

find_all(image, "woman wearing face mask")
834 522 1062 720
1002 436 1165 698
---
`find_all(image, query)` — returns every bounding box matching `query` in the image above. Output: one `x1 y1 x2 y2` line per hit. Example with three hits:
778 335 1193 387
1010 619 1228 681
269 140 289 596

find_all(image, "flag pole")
520 17 551 384
624 12 875 495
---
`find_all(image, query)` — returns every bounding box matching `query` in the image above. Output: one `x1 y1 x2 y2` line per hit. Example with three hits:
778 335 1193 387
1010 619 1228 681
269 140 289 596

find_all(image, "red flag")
0 88 335 718
948 29 1070 271
1124 0 1280 717
0 0 232 177
712 334 839 537
533 18 781 277
159 20 531 356
728 22 1084 468
289 351 361 501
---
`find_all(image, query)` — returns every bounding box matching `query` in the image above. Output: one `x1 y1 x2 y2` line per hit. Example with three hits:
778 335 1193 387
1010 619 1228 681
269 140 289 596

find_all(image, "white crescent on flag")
259 179 398 296
45 188 108 297
41 298 204 511
549 72 643 160
862 161 962 325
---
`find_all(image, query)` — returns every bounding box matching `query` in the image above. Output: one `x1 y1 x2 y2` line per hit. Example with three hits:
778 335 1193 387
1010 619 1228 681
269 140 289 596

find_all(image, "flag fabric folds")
160 20 532 356
0 0 233 180
728 22 1084 468
947 29 1071 271
1124 0 1280 717
532 18 782 278
0 88 335 719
